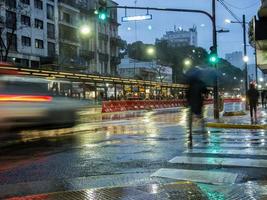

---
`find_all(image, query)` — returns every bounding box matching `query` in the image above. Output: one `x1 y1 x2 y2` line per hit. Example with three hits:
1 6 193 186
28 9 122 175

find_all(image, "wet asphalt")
0 104 267 198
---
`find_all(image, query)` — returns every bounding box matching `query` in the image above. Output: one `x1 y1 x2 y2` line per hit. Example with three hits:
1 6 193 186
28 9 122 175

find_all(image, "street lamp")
184 59 192 67
260 77 264 82
80 25 91 36
224 19 231 24
243 56 249 63
147 47 156 56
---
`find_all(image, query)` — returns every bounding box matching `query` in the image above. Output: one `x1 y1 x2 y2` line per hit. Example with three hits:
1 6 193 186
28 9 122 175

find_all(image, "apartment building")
156 26 198 47
57 0 120 75
0 0 120 75
0 0 58 67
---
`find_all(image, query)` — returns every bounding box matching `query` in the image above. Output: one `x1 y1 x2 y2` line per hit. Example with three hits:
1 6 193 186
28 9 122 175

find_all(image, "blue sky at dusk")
114 0 261 63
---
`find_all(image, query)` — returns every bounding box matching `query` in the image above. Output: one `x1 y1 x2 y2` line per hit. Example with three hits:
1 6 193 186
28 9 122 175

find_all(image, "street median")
206 122 267 129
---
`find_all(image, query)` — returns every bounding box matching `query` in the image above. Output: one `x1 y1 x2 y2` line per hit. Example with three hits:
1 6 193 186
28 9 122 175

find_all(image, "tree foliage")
127 41 244 90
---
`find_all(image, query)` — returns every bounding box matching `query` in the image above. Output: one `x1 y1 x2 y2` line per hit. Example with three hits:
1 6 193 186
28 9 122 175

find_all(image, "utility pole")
255 49 258 84
212 0 220 119
243 15 249 102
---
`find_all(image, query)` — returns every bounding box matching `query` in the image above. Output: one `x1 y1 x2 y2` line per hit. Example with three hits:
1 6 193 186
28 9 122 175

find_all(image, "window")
35 19 43 29
47 42 55 56
6 0 16 8
34 0 43 9
6 33 17 51
47 23 55 39
22 36 31 46
21 0 30 5
35 39 44 49
6 11 16 29
47 4 54 20
63 12 70 23
21 15 31 27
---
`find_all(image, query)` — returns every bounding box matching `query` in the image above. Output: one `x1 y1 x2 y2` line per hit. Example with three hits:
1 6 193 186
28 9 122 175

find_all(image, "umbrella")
199 67 219 86
185 66 203 82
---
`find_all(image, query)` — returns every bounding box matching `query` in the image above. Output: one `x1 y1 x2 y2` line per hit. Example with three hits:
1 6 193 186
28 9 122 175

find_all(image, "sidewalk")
206 103 267 128
6 181 267 200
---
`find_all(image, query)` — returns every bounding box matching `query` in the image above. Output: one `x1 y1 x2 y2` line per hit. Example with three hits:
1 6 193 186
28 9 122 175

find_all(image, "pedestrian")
262 90 267 109
246 83 260 123
186 77 207 147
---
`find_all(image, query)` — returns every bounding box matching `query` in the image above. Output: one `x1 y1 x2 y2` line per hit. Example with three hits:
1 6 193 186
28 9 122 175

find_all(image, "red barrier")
101 98 242 113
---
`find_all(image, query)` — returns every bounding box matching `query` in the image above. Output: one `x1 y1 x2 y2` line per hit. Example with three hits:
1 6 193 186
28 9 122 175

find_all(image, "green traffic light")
209 54 218 64
99 12 107 21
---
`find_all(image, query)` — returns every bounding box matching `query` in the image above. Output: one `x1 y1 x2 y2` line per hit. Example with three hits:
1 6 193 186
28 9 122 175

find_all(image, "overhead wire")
222 0 259 10
218 0 242 23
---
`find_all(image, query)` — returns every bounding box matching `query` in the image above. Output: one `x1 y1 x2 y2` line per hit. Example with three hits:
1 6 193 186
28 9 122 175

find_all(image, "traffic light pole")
107 2 219 119
243 15 249 109
212 0 220 119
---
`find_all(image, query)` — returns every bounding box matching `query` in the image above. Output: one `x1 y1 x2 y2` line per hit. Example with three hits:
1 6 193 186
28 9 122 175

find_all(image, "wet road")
1 104 267 199
0 108 192 198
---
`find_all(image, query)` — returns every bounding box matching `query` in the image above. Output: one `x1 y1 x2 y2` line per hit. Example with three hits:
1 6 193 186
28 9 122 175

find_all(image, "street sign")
122 14 152 22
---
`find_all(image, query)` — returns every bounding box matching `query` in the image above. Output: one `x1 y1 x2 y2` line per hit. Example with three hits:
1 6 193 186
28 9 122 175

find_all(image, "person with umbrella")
185 66 210 146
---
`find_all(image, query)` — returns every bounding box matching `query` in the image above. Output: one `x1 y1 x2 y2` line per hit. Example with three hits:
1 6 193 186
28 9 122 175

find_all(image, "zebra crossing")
151 128 267 185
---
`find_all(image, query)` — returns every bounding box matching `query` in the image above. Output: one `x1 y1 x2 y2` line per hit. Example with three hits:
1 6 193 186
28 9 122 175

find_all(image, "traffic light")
98 0 107 21
208 46 218 65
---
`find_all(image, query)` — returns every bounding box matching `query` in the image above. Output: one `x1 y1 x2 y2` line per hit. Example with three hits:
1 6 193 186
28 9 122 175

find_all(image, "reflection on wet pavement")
1 103 267 198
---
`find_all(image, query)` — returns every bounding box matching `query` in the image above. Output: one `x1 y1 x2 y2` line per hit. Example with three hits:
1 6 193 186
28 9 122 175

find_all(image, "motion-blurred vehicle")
0 75 81 129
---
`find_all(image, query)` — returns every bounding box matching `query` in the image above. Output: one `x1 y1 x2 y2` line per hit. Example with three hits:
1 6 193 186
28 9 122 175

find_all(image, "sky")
114 0 261 64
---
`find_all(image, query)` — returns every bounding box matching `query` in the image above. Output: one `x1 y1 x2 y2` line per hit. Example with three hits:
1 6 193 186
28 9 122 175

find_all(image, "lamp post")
225 14 249 108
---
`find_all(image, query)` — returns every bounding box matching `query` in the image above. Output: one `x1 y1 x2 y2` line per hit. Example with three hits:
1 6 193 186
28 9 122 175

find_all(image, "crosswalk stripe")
217 135 267 140
151 168 238 185
194 143 267 148
169 156 267 168
184 149 267 156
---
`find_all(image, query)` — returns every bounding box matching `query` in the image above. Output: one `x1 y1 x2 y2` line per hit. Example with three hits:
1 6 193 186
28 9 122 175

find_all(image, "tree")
0 2 28 61
127 41 156 61
152 65 168 82
118 39 127 59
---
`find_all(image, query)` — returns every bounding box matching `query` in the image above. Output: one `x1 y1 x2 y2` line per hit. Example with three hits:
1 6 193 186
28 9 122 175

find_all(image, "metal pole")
243 15 249 109
255 49 258 84
212 0 219 119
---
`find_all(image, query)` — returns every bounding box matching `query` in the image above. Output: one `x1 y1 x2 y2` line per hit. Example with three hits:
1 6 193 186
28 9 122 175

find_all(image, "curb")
207 122 267 129
223 111 246 117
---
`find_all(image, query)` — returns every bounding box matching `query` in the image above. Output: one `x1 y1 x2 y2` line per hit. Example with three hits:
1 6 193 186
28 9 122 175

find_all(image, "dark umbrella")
185 66 203 82
199 67 219 87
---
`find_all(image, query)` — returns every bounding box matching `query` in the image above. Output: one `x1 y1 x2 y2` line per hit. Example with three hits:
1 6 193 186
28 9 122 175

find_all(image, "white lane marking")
185 149 267 156
151 168 238 185
169 156 267 168
218 135 267 140
194 143 266 148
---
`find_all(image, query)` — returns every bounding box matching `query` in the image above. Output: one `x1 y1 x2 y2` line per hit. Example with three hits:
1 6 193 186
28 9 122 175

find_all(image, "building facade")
225 51 244 69
118 56 173 83
0 0 59 67
156 26 198 47
0 0 120 75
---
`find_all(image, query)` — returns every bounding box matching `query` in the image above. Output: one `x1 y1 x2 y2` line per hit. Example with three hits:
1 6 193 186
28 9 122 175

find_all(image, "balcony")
111 56 120 65
99 53 109 62
80 50 95 60
99 33 109 41
110 36 121 45
58 0 80 13
59 25 79 44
